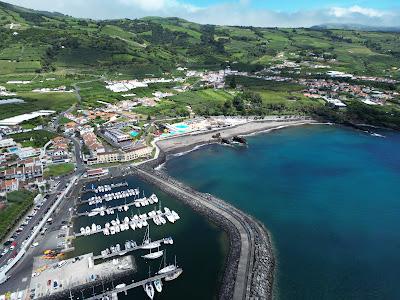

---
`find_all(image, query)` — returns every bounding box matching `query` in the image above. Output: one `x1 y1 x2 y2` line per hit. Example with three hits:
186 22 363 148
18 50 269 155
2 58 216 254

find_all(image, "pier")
82 181 129 193
75 198 156 217
77 189 140 205
82 268 183 300
92 237 173 261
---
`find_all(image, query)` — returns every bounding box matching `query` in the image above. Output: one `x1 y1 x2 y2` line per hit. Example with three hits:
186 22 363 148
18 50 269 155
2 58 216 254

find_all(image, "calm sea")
166 124 400 299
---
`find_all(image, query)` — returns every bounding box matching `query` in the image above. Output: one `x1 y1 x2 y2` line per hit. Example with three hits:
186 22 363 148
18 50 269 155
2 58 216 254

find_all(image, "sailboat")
144 268 155 299
165 256 183 281
142 246 163 260
153 279 162 293
141 225 161 250
157 251 177 275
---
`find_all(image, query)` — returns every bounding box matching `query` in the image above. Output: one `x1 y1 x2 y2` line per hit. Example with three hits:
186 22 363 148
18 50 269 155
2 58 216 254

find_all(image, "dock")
78 189 140 205
75 198 155 217
83 268 183 300
82 181 128 193
93 237 173 261
75 211 176 237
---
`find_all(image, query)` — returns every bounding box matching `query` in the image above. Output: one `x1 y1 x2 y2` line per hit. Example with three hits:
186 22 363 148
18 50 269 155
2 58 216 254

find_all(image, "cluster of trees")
0 190 35 241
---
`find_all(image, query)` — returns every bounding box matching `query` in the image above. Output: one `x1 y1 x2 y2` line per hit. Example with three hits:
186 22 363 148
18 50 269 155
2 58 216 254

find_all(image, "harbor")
69 174 227 300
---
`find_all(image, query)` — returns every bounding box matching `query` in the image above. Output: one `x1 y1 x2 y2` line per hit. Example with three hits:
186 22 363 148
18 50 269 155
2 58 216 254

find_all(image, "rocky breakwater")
134 164 275 300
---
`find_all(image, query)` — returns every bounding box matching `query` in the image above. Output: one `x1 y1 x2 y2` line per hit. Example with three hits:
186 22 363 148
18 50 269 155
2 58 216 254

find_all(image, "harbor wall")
136 151 275 300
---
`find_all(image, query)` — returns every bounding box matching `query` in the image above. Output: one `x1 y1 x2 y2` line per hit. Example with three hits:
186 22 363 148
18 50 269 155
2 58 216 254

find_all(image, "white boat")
158 264 176 274
141 225 160 249
142 241 160 250
88 211 99 217
144 282 154 299
116 283 126 289
142 249 164 260
158 252 178 274
153 279 162 292
165 269 183 281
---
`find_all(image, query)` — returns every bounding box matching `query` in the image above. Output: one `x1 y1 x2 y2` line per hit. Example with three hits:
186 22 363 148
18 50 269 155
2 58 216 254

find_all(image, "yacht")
153 279 162 293
144 282 155 299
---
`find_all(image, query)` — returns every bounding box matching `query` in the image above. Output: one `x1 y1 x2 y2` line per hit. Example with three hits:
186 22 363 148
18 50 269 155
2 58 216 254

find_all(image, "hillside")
0 1 399 78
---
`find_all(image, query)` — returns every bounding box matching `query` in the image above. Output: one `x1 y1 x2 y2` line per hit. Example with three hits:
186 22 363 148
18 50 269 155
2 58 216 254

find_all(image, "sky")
4 0 400 27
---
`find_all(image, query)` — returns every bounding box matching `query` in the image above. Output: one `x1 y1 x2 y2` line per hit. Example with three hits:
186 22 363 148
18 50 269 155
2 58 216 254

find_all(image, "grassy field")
44 163 74 178
0 190 35 241
10 130 58 148
0 92 78 120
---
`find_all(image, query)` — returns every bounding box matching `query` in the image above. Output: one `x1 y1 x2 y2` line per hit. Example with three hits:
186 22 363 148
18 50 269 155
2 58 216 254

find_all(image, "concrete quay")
134 165 275 300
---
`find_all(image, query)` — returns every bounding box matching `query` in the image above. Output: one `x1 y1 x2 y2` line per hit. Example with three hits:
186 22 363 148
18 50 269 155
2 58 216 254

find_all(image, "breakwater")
135 163 275 299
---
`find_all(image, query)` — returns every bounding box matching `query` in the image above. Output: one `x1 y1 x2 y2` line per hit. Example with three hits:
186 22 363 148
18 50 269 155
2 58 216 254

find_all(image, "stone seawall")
136 156 275 299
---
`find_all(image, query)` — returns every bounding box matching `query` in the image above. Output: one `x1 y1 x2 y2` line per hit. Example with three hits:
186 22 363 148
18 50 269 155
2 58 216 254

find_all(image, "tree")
228 76 237 89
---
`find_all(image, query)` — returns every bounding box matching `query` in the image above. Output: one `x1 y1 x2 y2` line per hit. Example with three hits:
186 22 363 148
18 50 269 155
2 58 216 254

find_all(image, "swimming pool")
130 131 139 137
174 124 189 129
8 147 19 153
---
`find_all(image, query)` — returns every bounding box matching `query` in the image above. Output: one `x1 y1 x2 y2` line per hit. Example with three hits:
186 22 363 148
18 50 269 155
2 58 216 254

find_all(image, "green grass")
10 130 58 147
44 163 74 178
0 190 35 241
0 92 78 120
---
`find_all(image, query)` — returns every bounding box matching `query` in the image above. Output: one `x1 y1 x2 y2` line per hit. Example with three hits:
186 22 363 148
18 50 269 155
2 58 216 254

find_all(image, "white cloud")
118 0 168 11
4 0 400 27
330 5 386 18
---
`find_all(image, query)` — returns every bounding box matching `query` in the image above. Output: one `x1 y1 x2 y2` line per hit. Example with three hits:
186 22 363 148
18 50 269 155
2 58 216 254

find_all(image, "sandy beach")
157 117 316 154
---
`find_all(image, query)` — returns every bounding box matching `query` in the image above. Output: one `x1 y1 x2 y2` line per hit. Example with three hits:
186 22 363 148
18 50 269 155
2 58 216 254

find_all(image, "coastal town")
0 1 399 299
0 55 399 299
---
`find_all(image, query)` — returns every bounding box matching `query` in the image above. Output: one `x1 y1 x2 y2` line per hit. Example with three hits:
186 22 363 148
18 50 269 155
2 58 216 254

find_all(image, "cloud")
330 5 386 18
4 0 400 27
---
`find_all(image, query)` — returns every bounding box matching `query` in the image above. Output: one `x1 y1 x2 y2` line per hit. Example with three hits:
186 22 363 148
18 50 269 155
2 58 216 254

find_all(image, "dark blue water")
166 125 400 300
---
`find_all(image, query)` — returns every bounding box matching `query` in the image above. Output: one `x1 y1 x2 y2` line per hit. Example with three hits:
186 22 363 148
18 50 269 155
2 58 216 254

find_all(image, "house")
3 165 43 181
0 138 15 149
0 179 19 195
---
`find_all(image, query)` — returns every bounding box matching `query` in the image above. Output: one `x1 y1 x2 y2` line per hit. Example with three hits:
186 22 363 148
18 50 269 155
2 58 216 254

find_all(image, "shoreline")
134 119 318 299
155 117 317 158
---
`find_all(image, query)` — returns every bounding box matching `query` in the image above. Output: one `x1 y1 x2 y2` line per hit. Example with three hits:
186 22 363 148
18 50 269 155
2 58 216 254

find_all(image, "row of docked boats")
87 188 140 205
79 223 102 235
90 182 128 193
87 194 159 217
101 207 180 236
133 194 159 208
143 255 183 299
87 205 129 217
100 240 138 258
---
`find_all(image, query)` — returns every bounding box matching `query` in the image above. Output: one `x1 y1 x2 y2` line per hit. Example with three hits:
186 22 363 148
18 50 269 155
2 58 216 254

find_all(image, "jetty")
134 166 275 300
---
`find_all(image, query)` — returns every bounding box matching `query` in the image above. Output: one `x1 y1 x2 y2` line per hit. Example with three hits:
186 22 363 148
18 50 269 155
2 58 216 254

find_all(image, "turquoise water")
130 131 139 137
166 125 400 299
175 124 189 129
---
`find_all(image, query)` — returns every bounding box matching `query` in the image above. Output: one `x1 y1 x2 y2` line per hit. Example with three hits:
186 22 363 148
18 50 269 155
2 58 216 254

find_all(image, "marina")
63 179 186 299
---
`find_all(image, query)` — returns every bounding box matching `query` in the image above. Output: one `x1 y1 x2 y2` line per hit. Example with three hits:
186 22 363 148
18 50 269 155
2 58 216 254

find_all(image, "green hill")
0 1 399 78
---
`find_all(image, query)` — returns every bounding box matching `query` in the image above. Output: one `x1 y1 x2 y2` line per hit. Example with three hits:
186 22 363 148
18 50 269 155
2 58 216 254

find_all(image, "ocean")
165 124 400 299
